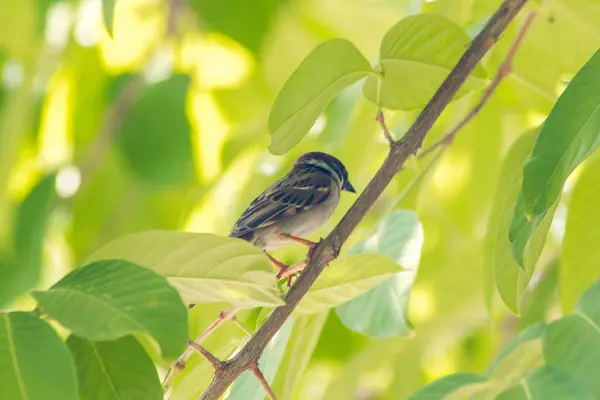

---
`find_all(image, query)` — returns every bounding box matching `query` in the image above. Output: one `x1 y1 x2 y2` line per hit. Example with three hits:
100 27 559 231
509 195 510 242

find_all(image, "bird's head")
293 151 356 193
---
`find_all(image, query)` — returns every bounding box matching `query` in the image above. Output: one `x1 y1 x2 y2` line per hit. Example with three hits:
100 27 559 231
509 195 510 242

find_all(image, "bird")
229 151 356 286
188 151 356 308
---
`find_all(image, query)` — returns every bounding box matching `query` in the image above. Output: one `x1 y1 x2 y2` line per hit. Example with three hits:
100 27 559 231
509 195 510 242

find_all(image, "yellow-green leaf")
87 230 284 308
295 253 402 315
268 38 375 155
363 14 487 110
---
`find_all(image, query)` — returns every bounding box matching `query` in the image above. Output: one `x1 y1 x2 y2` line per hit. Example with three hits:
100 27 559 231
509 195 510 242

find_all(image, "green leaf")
543 280 600 397
268 38 375 155
485 132 555 314
523 48 600 218
508 191 554 268
272 312 329 399
116 74 195 187
561 156 600 312
86 230 284 308
495 366 595 400
519 261 558 329
408 373 488 400
228 319 294 400
336 211 423 338
102 0 116 37
67 335 162 400
32 259 188 359
0 312 78 400
487 323 545 375
189 0 282 55
295 253 402 315
363 14 487 110
0 173 57 306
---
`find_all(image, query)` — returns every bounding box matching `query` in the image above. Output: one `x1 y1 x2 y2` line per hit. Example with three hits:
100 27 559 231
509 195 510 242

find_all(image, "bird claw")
307 237 324 259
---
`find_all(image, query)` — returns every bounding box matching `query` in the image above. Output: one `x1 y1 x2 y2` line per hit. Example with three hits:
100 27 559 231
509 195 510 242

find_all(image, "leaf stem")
376 111 396 146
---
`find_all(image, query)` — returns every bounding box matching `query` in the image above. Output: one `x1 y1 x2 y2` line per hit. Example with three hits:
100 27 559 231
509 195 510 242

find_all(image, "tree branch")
198 1 528 398
187 342 225 370
250 364 278 400
162 307 238 389
418 9 537 158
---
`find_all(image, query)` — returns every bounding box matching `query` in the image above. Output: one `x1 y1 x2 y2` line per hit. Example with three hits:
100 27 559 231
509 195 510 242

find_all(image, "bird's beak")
342 180 356 193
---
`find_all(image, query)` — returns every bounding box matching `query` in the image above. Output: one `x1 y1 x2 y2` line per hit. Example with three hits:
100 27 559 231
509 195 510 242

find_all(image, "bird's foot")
277 233 324 259
276 260 307 280
265 252 301 288
277 233 319 249
265 252 288 271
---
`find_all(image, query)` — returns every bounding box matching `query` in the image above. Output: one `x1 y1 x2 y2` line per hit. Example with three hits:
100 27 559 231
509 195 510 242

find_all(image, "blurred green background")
1 0 599 398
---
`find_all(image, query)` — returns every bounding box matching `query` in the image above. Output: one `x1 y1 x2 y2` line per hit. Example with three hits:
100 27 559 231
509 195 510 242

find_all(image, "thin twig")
197 1 528 399
232 316 253 336
187 342 225 370
250 364 278 400
167 0 184 35
376 111 395 145
418 10 537 158
162 307 238 389
78 76 144 184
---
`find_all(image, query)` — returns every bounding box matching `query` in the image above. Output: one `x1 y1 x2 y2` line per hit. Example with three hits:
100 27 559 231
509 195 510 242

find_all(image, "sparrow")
230 151 356 286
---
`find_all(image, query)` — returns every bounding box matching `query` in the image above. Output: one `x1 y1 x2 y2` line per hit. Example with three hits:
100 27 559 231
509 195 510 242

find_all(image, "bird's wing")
229 169 333 238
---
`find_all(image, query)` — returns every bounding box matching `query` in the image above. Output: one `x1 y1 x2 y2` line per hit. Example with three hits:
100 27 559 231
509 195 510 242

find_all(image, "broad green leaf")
0 173 57 306
561 156 600 312
0 312 78 400
272 312 329 399
363 14 487 110
543 280 600 397
228 319 294 400
267 38 375 155
32 260 187 359
408 373 488 400
486 340 544 396
468 325 545 399
102 0 116 37
190 0 282 55
336 211 423 338
295 253 402 315
495 366 595 400
485 132 554 314
523 48 600 218
518 261 558 330
487 323 545 374
116 74 195 187
67 335 162 400
508 192 556 269
86 230 284 308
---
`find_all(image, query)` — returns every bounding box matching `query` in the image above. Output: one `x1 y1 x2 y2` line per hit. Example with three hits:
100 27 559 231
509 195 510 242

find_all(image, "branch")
187 342 225 370
162 307 238 389
198 1 528 398
250 364 278 400
78 76 144 184
418 9 537 158
376 111 395 145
